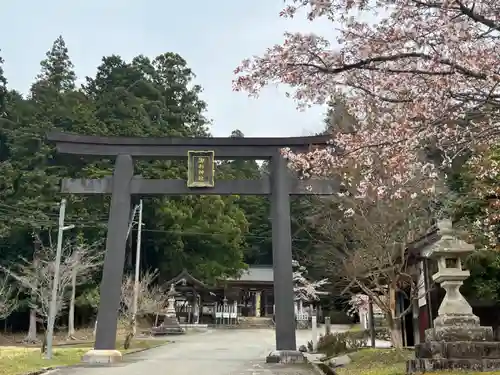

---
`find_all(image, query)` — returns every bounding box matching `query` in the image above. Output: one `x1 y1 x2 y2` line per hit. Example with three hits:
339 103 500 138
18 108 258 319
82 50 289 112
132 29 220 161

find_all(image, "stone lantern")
426 218 478 331
165 284 178 316
407 219 500 373
150 283 185 336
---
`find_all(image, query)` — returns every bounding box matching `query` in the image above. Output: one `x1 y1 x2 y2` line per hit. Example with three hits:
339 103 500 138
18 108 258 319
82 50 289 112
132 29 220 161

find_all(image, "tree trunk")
67 267 77 340
27 242 41 344
24 309 38 343
387 313 403 349
41 331 47 354
124 316 135 350
154 312 159 327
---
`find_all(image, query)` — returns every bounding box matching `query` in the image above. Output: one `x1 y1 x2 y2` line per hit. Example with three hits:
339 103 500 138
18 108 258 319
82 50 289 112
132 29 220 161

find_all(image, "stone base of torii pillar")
407 219 500 373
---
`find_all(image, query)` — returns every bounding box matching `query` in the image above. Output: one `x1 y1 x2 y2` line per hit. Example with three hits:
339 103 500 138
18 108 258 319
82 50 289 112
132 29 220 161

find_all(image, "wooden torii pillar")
47 132 338 363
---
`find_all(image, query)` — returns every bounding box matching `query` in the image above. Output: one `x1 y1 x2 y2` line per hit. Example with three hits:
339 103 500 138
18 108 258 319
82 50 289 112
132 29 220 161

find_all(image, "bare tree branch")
0 274 19 319
120 269 167 319
0 238 102 324
66 240 104 339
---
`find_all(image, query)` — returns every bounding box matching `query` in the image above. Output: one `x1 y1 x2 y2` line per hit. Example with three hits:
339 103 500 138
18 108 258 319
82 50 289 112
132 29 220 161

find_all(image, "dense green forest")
0 37 327 331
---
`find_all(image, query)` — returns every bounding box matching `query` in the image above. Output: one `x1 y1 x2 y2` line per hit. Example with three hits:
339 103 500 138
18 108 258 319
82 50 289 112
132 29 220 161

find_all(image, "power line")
0 202 317 242
0 202 109 222
0 190 491 244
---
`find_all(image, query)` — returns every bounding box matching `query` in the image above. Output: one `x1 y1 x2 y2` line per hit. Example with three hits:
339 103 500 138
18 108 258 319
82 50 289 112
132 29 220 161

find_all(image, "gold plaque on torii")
187 150 215 188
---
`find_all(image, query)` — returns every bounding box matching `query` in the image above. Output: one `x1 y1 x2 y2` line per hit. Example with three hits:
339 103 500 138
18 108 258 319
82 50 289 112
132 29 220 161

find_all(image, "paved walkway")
50 327 348 375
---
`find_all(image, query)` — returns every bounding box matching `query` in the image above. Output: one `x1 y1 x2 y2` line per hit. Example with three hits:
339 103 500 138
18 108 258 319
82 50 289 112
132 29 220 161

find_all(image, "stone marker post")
311 315 318 351
407 219 500 373
324 316 331 335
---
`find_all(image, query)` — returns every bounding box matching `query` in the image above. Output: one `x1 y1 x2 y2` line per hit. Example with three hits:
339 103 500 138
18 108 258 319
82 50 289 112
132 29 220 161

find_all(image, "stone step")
237 324 274 328
239 325 273 328
408 358 500 373
210 317 274 329
239 317 273 321
408 341 500 373
238 318 273 326
415 341 500 359
209 324 274 329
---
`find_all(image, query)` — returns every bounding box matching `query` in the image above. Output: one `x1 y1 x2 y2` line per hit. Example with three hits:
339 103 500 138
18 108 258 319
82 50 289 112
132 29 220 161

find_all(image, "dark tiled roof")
228 265 274 283
163 269 208 289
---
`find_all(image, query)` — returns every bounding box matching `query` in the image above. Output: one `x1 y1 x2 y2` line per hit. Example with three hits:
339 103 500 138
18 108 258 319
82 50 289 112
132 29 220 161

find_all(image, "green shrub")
317 332 348 356
316 331 367 357
349 327 391 341
316 327 392 357
344 333 367 352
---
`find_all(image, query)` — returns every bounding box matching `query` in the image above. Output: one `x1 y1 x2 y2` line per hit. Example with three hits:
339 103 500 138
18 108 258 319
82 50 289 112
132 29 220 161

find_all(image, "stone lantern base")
407 313 500 373
150 314 186 336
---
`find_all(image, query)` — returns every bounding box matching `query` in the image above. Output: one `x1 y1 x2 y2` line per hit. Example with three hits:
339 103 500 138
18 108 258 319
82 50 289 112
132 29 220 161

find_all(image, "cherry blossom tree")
293 259 329 301
234 0 500 198
312 179 432 348
346 294 369 319
347 294 385 322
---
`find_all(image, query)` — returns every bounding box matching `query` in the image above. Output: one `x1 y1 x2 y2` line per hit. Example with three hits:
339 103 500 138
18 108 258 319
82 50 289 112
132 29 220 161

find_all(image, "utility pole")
126 204 140 240
46 199 75 359
131 200 143 327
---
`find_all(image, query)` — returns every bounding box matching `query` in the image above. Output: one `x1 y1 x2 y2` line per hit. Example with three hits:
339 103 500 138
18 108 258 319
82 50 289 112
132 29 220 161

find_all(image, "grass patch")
0 339 168 375
348 324 363 332
335 349 412 375
335 348 500 375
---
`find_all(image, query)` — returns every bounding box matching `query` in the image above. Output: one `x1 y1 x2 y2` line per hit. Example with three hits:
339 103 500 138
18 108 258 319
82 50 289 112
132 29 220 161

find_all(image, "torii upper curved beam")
46 131 330 159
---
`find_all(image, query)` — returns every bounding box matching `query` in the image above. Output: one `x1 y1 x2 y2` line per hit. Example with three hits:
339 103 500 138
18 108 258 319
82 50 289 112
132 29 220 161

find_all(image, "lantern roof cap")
422 219 474 258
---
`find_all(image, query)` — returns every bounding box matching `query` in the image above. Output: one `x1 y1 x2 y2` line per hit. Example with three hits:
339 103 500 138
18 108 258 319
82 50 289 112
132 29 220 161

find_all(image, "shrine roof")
164 269 208 289
226 265 274 283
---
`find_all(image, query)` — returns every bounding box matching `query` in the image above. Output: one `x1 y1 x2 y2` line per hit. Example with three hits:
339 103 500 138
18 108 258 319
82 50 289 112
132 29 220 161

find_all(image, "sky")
1 0 336 138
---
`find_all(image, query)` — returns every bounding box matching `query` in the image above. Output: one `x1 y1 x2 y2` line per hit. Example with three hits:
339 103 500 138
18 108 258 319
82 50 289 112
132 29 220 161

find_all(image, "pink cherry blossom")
234 0 500 197
292 259 329 301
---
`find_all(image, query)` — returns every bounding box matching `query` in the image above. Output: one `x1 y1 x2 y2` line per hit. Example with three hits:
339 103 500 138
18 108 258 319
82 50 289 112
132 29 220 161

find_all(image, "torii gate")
47 132 337 363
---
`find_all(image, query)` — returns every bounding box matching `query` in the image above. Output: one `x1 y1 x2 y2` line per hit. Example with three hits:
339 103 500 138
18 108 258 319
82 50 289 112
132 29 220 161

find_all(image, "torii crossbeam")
47 131 338 363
